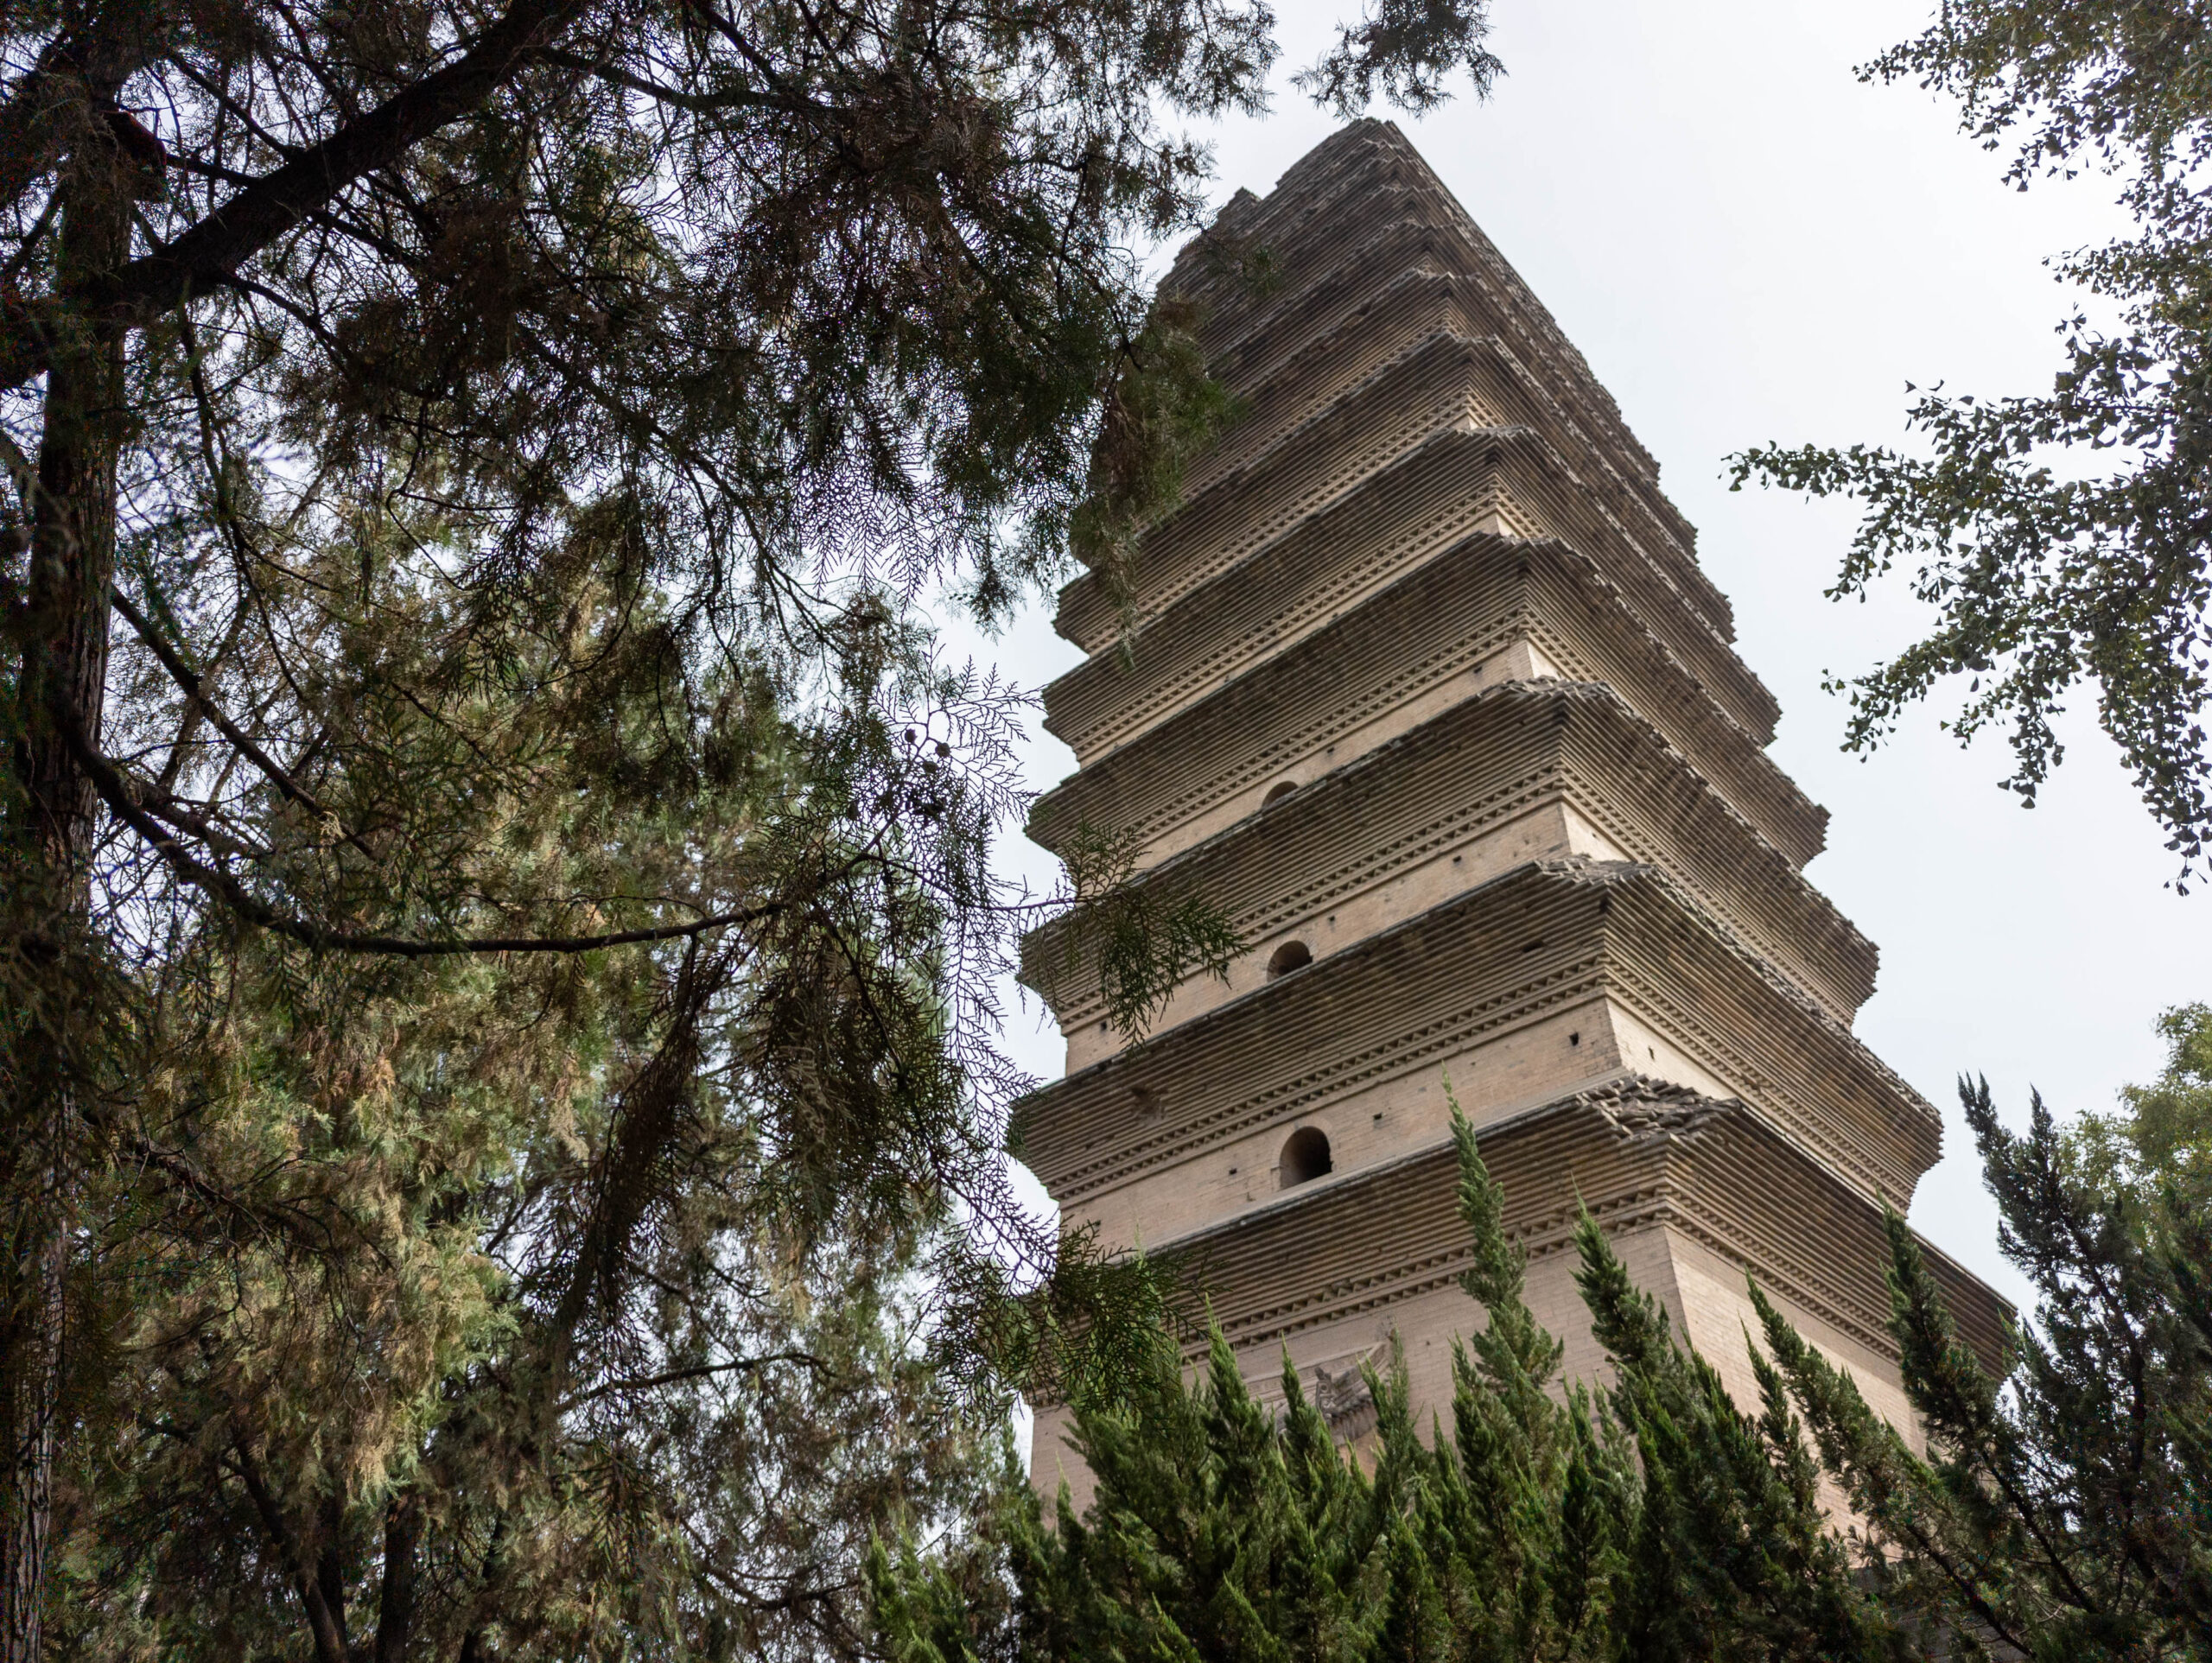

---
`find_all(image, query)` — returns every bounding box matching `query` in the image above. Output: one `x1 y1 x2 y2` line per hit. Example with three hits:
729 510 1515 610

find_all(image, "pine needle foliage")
28 560 1136 1662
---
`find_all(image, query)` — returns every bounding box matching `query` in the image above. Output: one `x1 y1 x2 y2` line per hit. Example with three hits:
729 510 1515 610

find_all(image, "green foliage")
1297 0 1505 117
0 0 1507 1647
1570 1214 1898 1663
887 1030 2212 1661
1034 822 1245 1041
1757 1068 2212 1662
874 1089 1900 1663
1729 0 2212 882
2068 1001 2212 1209
26 566 1075 1660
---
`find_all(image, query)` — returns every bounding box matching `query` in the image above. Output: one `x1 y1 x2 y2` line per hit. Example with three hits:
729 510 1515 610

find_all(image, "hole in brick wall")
1267 940 1313 978
1569 1031 1580 1047
1279 1127 1332 1189
1262 780 1300 808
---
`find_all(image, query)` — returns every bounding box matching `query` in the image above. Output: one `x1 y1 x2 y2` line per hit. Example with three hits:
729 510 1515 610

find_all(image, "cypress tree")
880 1019 2212 1663
1758 1057 2212 1662
874 1089 1890 1663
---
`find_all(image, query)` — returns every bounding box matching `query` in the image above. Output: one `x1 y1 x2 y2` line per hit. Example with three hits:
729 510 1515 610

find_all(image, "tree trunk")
373 1494 423 1663
1 117 133 1663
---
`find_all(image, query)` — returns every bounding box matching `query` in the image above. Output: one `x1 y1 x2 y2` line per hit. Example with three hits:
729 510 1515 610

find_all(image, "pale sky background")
960 0 2209 1318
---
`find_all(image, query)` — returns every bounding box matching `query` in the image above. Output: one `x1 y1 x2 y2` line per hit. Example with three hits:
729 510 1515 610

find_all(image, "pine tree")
0 0 1510 1649
28 567 1080 1660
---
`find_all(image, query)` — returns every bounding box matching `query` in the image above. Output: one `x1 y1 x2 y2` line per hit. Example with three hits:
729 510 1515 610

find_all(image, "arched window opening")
1280 1127 1332 1189
1267 940 1313 978
1262 780 1300 808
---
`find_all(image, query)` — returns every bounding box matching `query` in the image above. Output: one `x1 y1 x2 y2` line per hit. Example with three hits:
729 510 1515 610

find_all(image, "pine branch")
58 702 791 956
0 0 593 391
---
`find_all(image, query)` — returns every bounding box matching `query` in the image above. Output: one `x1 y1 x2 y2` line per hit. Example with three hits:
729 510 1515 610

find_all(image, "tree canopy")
0 0 1506 1653
2068 1000 2212 1209
1732 0 2212 886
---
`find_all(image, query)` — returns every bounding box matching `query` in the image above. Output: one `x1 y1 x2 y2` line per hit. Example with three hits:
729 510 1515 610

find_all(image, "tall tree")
1758 1063 2212 1662
1732 0 2212 885
33 555 1147 1660
0 0 1504 1652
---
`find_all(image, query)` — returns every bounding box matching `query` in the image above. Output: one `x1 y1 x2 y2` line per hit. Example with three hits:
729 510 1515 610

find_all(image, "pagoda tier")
1015 121 2005 1508
1117 1081 2006 1457
1032 532 1826 872
1024 678 1874 1045
1047 354 1772 748
1014 856 1935 1229
1179 135 1688 565
1181 266 1681 536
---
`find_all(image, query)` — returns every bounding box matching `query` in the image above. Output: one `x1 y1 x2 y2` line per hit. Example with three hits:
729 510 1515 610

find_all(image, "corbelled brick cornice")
1182 265 1695 563
1051 338 1758 737
1023 679 1876 1025
1145 1081 2008 1377
1167 124 1669 532
1014 859 1940 1212
1033 534 1827 868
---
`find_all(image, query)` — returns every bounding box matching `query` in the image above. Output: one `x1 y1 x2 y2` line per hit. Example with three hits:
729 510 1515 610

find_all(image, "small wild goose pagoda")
1014 120 2005 1499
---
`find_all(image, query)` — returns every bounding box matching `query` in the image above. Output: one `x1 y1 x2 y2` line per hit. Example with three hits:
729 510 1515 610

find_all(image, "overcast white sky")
962 0 2209 1317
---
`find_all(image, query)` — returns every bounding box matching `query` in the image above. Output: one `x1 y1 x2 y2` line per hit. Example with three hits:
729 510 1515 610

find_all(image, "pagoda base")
1029 1078 2006 1512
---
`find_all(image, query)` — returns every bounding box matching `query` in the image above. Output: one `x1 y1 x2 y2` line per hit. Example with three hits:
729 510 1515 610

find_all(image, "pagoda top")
1166 120 1664 501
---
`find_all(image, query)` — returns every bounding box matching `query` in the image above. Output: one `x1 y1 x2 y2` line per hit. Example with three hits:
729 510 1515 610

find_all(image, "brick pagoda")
1015 120 2005 1498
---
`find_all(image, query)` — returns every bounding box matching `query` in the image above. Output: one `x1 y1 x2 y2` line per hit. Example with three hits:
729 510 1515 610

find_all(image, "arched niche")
1279 1126 1332 1189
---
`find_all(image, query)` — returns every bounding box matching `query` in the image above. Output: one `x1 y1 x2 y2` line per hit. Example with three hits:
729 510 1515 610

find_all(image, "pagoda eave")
1023 677 1877 1037
1014 858 1940 1223
1033 534 1826 868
